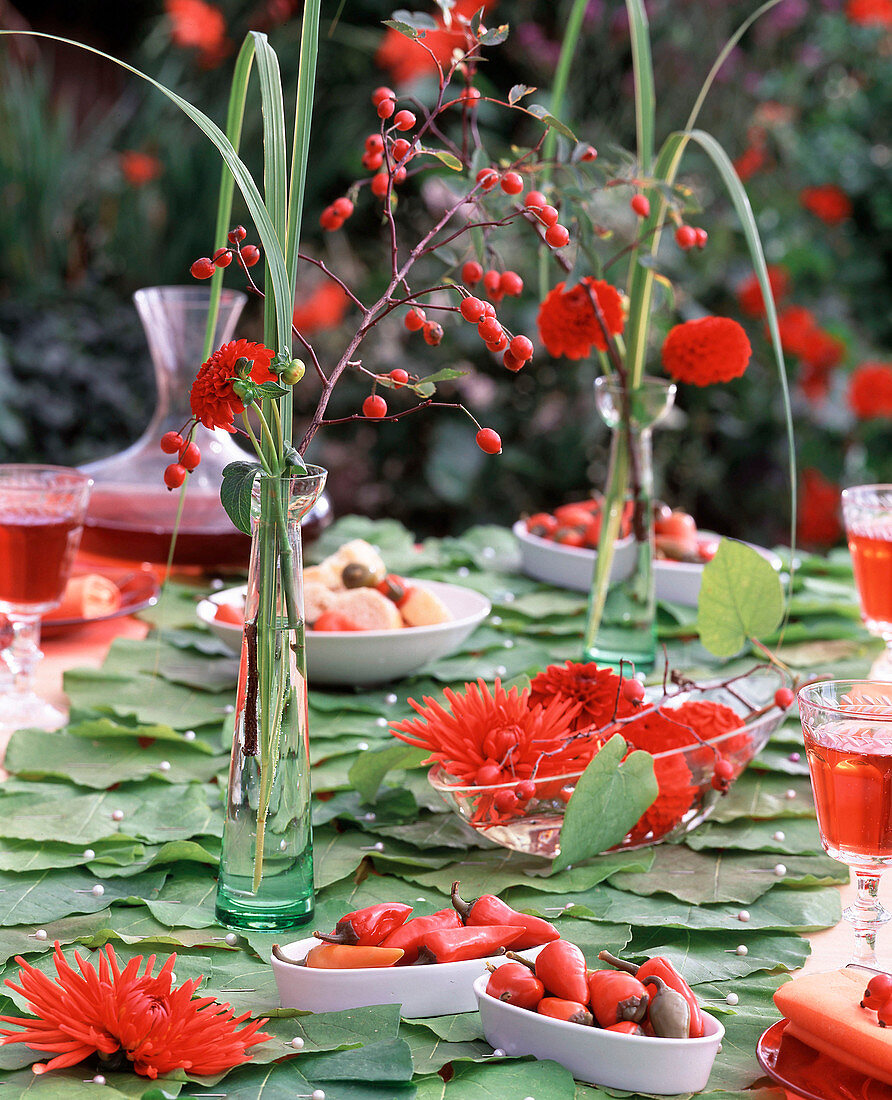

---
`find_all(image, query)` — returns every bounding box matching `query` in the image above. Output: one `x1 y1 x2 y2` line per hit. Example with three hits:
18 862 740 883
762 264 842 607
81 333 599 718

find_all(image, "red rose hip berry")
500 270 524 296
622 677 646 704
476 427 502 454
227 225 247 243
509 335 533 362
178 441 201 471
238 245 261 267
460 296 486 322
362 394 388 418
500 171 524 195
476 168 498 191
775 687 795 709
405 308 426 331
675 225 698 250
163 463 187 490
711 758 735 792
190 257 215 280
160 431 184 454
389 368 410 386
422 321 443 346
462 260 483 285
393 109 416 131
545 223 570 248
630 194 650 217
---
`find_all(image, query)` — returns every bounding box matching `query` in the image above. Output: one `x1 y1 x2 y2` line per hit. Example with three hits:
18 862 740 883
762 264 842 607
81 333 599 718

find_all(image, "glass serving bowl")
428 680 789 858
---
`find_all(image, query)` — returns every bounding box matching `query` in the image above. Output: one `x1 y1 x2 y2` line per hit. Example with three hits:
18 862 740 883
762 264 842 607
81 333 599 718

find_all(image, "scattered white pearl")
725 993 739 1006
290 1036 305 1050
385 693 398 705
735 945 748 956
184 730 196 741
416 897 426 902
224 704 235 715
503 639 514 649
563 902 574 911
494 666 507 677
788 751 801 763
374 717 387 728
158 760 171 772
492 1048 505 1057
373 842 384 851
502 592 515 603
785 789 797 799
482 547 496 559
774 864 787 877
363 812 376 822
91 884 105 897
717 1044 723 1053
490 615 502 626
83 849 96 860
170 972 177 983
457 567 470 577
737 910 750 922
92 1075 107 1086
279 840 287 851
111 810 124 822
225 933 238 946
357 741 370 750
773 831 786 842
33 929 47 941
311 1091 325 1100
210 578 225 590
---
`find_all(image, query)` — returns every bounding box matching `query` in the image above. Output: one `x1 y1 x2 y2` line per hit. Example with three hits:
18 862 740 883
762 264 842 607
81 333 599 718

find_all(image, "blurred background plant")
1 0 889 545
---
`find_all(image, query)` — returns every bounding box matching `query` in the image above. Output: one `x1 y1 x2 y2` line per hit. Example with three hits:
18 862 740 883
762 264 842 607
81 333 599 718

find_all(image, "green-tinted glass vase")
582 376 675 672
215 465 327 933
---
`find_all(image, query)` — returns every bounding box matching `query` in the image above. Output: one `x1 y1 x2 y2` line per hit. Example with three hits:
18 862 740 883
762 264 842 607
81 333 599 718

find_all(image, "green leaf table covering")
0 518 877 1100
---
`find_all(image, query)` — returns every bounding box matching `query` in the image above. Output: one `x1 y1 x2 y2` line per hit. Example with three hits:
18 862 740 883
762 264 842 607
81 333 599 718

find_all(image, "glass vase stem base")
583 630 657 673
844 870 891 966
215 883 314 934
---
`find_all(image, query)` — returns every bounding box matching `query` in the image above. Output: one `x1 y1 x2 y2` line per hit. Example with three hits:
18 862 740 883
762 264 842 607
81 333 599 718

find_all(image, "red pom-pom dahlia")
850 362 892 419
0 943 271 1079
537 278 624 360
661 316 751 385
189 339 276 432
529 661 637 731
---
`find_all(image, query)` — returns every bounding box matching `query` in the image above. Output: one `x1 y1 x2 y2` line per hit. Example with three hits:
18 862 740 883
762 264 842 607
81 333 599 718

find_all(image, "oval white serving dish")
473 973 724 1094
272 939 543 1018
197 578 490 686
513 520 781 607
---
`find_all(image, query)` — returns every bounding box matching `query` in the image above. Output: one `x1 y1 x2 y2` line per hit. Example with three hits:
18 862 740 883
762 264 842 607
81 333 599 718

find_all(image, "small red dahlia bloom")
293 282 352 335
120 151 163 188
799 185 852 226
0 943 271 1079
846 0 892 27
736 265 790 318
537 278 625 360
850 362 892 419
528 661 637 732
776 306 817 358
189 339 276 433
661 316 751 385
797 467 843 548
375 0 495 84
165 0 227 55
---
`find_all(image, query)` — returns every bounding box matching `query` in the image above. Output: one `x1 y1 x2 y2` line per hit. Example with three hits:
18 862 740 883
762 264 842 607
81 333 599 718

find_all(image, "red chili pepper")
598 950 704 1038
315 902 412 947
530 939 589 1003
303 943 405 969
451 881 560 950
415 925 526 964
537 997 593 1026
379 908 463 964
587 969 649 1027
605 1021 645 1036
485 962 545 1010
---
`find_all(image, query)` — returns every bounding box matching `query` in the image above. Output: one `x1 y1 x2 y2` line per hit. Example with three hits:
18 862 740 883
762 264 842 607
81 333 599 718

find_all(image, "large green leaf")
0 868 166 927
697 540 785 657
553 736 658 872
685 817 824 855
625 926 809 985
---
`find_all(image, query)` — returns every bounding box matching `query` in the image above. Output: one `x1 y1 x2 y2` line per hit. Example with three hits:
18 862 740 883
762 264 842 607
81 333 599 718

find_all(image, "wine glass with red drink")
842 486 892 676
798 680 892 965
0 466 92 731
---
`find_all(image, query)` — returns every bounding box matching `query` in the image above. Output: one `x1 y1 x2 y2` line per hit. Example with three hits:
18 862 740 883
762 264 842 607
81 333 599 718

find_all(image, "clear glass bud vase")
215 465 327 933
582 375 676 672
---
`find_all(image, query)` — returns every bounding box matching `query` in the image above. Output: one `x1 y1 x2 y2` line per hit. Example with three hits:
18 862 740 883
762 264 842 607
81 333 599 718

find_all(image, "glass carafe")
80 286 331 567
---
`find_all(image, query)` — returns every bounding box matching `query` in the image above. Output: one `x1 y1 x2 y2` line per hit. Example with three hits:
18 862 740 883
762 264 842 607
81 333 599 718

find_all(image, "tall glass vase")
582 376 676 672
215 465 327 933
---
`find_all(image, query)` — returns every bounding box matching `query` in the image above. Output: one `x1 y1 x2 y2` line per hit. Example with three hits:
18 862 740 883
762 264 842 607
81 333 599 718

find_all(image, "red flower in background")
846 0 892 25
293 282 352 335
798 329 846 401
537 278 625 360
190 339 276 432
800 185 853 225
733 142 768 183
661 316 751 385
165 0 228 65
376 0 497 85
0 942 270 1078
736 265 790 318
120 151 163 187
776 306 817 358
850 362 892 419
797 467 843 548
528 661 637 731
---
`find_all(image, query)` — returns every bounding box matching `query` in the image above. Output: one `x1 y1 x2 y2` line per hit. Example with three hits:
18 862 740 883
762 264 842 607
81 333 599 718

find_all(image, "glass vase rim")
133 285 248 307
841 484 892 499
798 679 892 716
0 464 93 489
594 374 678 396
254 463 327 484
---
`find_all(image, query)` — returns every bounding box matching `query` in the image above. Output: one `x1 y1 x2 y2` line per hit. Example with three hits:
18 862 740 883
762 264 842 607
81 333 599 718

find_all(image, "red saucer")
757 1019 892 1100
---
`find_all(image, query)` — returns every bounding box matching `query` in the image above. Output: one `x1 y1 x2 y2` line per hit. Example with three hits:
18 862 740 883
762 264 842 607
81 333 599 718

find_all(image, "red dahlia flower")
797 467 843 548
776 306 817 358
293 282 352 334
0 943 271 1079
736 265 789 318
537 278 625 360
165 0 227 61
850 362 892 419
528 661 637 732
799 185 852 226
376 0 497 84
120 151 163 188
846 0 892 27
661 316 751 385
189 339 276 432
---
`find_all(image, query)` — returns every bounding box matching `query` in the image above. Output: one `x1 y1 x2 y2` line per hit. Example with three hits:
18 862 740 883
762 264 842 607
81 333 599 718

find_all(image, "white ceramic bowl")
272 938 543 1018
473 973 724 1093
197 578 490 686
514 520 782 606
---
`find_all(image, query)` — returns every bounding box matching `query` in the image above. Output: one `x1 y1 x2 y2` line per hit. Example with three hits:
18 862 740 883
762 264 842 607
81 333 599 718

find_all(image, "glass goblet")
798 679 892 965
841 485 892 677
0 465 92 732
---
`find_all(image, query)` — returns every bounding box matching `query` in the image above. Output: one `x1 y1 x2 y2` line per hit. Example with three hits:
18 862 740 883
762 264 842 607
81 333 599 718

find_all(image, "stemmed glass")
798 680 892 965
0 466 92 732
841 485 892 676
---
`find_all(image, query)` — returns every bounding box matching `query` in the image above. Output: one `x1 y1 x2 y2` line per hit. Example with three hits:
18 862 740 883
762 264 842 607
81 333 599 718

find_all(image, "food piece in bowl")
214 602 244 626
305 581 337 625
325 539 387 586
319 587 403 631
400 585 453 627
304 562 343 589
313 611 363 631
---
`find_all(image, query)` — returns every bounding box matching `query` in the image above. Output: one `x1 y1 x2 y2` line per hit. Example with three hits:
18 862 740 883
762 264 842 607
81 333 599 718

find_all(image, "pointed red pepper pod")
379 908 463 964
414 925 526 965
531 939 589 1003
450 881 560 950
598 950 704 1038
485 961 545 1010
314 902 412 947
537 996 593 1026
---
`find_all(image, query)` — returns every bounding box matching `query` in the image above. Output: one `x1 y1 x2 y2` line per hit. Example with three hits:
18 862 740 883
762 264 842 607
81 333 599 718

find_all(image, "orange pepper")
303 943 405 969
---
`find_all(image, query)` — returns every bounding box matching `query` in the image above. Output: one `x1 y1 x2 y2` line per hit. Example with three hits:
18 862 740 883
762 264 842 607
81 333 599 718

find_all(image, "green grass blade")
202 34 257 362
625 0 655 173
286 0 322 292
0 30 293 356
542 0 588 168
